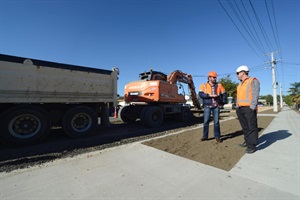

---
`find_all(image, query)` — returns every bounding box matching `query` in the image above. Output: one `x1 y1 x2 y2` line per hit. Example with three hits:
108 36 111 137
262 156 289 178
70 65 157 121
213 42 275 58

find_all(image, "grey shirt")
250 78 260 110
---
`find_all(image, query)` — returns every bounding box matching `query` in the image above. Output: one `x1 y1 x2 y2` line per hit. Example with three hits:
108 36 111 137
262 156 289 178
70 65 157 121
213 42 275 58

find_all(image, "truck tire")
118 105 137 123
0 105 51 145
143 106 164 128
62 106 98 138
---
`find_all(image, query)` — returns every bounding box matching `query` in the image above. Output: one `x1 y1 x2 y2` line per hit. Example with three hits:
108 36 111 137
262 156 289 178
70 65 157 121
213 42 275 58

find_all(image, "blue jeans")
203 106 221 139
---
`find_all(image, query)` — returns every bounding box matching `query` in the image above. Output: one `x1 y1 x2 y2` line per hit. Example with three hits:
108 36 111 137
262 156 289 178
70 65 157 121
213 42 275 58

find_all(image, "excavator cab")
139 69 167 81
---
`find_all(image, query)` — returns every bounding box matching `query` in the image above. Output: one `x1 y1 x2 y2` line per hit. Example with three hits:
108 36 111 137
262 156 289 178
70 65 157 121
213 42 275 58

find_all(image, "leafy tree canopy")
218 75 239 97
280 82 300 106
288 82 300 95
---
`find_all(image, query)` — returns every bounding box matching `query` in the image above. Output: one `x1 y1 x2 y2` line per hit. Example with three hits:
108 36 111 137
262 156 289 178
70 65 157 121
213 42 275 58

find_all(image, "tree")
265 94 273 105
288 82 300 95
218 75 239 97
288 82 300 105
283 82 300 106
284 95 293 106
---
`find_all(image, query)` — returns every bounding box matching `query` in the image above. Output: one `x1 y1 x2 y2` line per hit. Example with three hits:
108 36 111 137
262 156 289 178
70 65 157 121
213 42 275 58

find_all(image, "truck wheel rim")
8 114 41 139
71 113 91 132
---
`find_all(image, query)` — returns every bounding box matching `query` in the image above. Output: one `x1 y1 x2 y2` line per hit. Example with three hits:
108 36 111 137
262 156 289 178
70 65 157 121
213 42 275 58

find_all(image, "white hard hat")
236 65 249 73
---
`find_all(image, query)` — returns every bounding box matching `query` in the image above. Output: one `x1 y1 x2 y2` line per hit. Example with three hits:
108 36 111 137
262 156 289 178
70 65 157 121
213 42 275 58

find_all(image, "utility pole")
265 51 281 112
279 82 283 109
271 52 278 112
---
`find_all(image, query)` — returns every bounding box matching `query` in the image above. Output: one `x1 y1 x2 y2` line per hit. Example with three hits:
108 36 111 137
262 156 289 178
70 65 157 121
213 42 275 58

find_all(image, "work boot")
201 137 207 141
216 138 223 143
245 147 256 154
239 142 248 147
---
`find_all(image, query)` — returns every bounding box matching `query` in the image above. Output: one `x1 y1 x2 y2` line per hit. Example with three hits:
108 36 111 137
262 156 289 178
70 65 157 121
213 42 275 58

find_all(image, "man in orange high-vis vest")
236 65 260 154
199 71 226 143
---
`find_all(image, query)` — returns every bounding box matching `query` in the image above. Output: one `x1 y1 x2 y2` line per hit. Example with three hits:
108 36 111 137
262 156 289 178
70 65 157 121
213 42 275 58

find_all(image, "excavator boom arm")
187 75 201 109
167 70 201 109
167 70 188 84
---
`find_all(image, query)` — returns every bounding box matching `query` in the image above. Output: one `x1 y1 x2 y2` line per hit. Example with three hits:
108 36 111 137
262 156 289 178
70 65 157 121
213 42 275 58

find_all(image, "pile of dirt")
143 108 275 171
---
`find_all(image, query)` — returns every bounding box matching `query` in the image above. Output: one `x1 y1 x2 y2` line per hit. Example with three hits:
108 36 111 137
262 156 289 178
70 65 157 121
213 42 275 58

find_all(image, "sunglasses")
209 76 217 79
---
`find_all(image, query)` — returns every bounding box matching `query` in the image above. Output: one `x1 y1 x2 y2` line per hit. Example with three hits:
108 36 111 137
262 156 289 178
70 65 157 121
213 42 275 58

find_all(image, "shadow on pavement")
257 130 292 150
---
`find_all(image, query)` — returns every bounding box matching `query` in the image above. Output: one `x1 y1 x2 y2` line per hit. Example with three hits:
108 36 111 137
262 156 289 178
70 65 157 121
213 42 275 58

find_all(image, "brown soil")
143 108 275 171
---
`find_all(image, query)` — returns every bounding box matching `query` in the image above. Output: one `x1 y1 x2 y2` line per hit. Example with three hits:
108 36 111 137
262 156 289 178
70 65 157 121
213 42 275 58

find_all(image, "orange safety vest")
237 77 258 106
199 83 225 95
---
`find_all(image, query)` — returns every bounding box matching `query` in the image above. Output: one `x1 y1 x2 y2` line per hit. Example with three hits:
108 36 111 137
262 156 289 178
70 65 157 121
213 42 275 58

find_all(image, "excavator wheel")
143 106 164 128
178 106 193 122
118 105 137 124
140 106 149 126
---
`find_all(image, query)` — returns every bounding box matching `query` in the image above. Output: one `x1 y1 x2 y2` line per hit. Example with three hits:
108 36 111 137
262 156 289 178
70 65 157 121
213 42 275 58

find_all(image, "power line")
270 0 282 58
192 63 267 78
234 0 267 60
217 0 265 61
249 0 275 52
218 0 283 61
265 0 280 51
239 0 268 55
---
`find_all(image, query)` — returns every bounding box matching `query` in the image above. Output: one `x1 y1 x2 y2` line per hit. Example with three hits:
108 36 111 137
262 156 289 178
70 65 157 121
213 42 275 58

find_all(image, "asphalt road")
0 110 205 172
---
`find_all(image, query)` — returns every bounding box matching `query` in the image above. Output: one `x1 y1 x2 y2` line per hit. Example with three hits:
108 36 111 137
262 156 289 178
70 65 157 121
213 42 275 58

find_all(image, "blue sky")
1 0 299 97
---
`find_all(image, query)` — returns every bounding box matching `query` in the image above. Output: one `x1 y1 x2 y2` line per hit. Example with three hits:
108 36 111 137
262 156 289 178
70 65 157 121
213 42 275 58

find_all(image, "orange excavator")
118 69 201 127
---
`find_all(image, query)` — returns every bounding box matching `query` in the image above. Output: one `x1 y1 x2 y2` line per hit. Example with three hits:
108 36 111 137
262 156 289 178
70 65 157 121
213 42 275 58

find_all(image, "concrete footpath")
0 106 299 199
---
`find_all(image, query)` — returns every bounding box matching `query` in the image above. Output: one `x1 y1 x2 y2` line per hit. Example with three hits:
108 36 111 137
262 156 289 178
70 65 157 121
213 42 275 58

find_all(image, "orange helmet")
208 71 217 77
